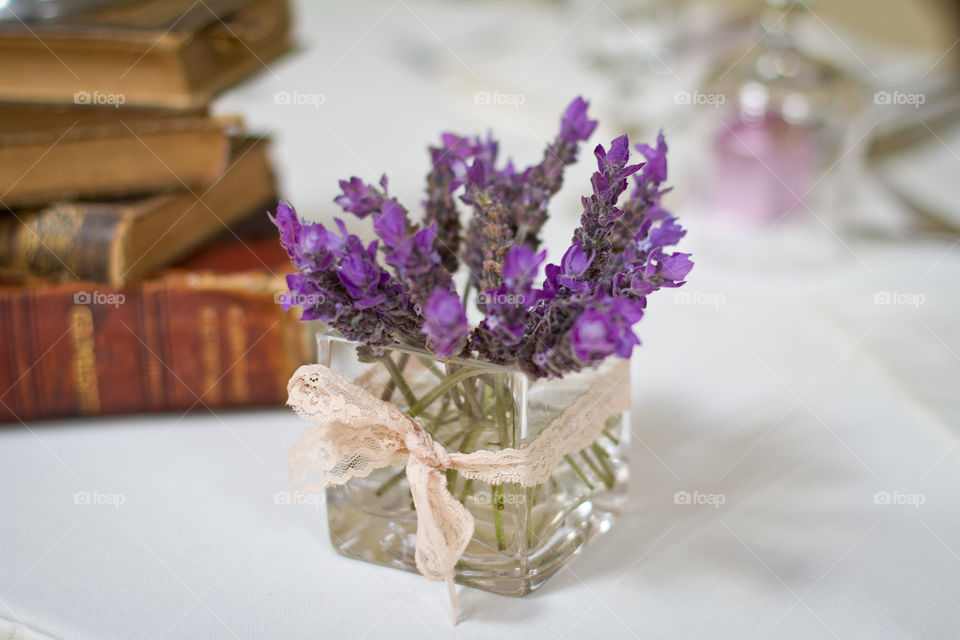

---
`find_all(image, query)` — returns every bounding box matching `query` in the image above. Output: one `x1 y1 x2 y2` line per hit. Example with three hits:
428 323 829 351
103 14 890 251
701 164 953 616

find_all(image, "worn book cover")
0 136 276 286
0 103 242 207
0 0 292 109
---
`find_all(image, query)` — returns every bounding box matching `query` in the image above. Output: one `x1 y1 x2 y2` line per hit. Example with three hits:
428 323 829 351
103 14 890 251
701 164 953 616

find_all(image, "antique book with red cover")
0 236 312 423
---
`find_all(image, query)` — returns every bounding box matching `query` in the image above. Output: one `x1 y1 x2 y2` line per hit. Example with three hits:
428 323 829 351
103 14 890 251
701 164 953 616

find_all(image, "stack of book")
0 0 311 423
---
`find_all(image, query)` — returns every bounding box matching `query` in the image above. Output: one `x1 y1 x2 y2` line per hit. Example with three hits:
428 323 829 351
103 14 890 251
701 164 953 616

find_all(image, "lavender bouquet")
277 97 691 597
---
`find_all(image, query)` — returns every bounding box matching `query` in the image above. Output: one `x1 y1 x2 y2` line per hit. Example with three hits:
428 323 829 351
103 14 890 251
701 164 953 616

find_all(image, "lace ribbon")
286 359 629 621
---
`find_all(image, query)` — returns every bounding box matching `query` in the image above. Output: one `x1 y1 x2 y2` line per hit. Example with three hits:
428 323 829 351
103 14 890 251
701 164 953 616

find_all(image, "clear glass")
318 331 630 596
690 0 866 268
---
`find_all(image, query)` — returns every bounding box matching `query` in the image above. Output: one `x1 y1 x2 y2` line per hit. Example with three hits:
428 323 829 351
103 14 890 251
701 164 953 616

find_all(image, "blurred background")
1 0 959 422
1 0 959 638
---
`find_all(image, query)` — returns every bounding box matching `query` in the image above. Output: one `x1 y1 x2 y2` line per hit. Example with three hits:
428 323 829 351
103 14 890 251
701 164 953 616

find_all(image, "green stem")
381 353 417 407
457 478 474 503
492 484 506 551
493 380 510 448
462 278 473 310
374 468 406 497
580 449 613 489
488 374 514 549
580 450 607 489
452 418 486 501
589 444 616 489
565 454 595 491
416 356 446 381
461 377 486 426
525 485 535 549
407 366 486 419
602 428 620 446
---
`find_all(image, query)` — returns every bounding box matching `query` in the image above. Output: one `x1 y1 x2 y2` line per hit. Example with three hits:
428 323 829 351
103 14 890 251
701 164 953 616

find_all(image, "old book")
0 0 292 109
0 103 241 207
0 237 310 423
0 136 276 286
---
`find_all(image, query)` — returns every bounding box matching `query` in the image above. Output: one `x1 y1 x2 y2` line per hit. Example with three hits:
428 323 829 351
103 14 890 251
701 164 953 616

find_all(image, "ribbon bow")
285 360 629 622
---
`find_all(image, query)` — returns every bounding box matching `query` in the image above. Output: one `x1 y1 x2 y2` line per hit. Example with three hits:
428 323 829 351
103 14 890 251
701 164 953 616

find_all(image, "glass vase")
317 330 630 596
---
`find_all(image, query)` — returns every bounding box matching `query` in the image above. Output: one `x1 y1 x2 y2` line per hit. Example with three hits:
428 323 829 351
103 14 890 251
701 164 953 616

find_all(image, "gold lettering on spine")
69 305 100 414
142 289 164 409
226 305 248 403
199 306 221 404
12 297 34 414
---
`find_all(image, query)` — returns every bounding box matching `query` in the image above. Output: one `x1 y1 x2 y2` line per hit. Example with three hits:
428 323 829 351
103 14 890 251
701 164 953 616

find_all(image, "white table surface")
3 1 960 638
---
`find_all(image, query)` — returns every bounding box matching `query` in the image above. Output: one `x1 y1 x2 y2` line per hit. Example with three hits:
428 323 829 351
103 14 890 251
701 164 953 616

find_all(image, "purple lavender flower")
611 132 672 255
424 134 474 271
472 245 546 360
372 199 408 248
277 100 692 372
561 97 599 146
542 242 593 296
423 288 469 357
461 183 514 299
539 134 644 291
589 135 644 202
655 251 694 282
502 245 546 289
560 242 592 277
635 132 668 188
334 176 387 218
272 202 421 346
512 98 598 248
646 218 686 250
336 243 386 309
459 96 598 272
337 176 461 325
515 132 689 375
520 295 644 377
272 201 303 264
570 311 614 361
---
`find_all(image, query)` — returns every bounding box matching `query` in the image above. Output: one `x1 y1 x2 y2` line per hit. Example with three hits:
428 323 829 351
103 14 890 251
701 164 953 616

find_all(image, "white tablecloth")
2 1 959 638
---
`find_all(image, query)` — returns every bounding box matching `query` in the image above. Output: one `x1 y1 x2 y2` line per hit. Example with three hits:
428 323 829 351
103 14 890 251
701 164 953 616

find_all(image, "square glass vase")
318 331 630 596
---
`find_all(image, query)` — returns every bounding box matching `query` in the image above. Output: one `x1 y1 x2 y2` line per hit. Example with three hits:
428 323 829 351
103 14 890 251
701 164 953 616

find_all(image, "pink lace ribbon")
285 360 629 622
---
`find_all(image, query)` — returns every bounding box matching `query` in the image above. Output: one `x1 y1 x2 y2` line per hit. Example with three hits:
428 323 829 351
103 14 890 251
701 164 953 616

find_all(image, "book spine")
0 280 309 423
0 205 128 284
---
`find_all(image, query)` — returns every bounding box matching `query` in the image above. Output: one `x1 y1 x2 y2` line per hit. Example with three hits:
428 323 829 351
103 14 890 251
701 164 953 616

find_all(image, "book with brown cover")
0 103 242 207
0 0 292 109
0 236 311 423
0 136 276 286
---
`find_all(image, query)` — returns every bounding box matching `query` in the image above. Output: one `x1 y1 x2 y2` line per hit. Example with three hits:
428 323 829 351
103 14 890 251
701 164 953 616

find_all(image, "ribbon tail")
406 456 474 622
446 576 458 625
